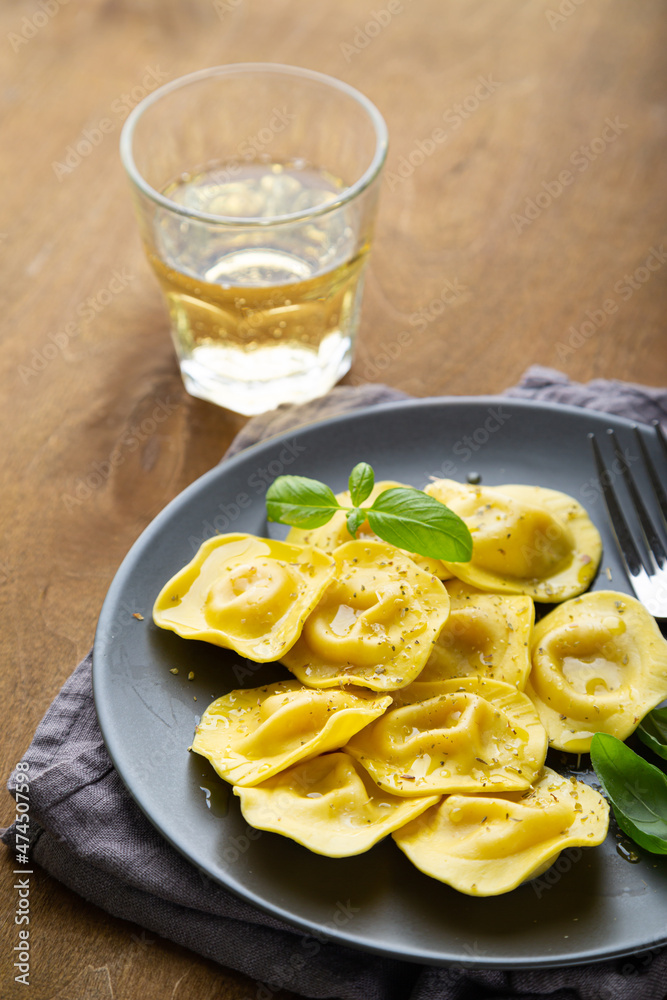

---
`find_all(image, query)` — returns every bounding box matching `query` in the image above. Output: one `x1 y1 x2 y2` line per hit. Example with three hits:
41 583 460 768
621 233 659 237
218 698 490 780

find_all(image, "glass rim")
119 63 388 228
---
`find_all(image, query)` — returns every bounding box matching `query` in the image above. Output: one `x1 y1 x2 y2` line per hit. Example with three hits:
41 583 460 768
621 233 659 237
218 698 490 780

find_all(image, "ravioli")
392 767 609 895
424 480 601 602
414 580 534 689
153 533 335 661
346 677 547 796
525 590 667 752
192 681 392 786
287 480 451 579
234 752 440 857
282 540 450 691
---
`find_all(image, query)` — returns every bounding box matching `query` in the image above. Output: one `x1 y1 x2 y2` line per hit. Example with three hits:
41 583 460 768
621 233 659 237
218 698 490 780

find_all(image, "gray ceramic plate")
93 397 667 969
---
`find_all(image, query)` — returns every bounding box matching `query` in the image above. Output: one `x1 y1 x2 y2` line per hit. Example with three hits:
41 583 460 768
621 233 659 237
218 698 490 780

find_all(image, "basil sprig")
590 732 667 854
637 707 667 762
266 462 473 562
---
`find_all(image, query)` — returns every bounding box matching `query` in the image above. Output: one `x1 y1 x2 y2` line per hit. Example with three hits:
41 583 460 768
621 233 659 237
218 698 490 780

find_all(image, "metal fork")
589 421 667 620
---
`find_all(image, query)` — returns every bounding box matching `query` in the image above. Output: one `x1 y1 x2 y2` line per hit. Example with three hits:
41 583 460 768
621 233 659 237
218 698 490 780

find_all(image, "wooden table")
1 1 666 996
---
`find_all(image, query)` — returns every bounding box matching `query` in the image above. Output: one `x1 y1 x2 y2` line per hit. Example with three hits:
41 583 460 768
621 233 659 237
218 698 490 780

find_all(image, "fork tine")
607 429 666 568
654 419 667 462
634 426 667 530
589 432 643 576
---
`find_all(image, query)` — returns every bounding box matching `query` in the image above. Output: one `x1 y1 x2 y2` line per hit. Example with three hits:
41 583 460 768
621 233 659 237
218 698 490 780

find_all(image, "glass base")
179 337 353 416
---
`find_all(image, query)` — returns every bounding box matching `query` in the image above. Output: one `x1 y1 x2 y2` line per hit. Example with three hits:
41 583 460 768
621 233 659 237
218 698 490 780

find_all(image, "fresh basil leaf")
367 487 473 562
266 475 341 529
590 732 667 854
638 707 667 762
346 508 367 538
348 462 374 507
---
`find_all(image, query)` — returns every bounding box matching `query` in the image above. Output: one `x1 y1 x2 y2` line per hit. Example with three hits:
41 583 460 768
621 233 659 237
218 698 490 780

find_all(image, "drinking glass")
120 64 387 415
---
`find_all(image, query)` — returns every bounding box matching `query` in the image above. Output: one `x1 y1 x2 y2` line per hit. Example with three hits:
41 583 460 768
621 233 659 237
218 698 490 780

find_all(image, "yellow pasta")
346 677 547 796
414 579 534 689
153 533 335 661
392 767 609 895
282 540 450 691
425 480 601 602
192 680 392 786
153 472 659 895
234 752 440 856
525 590 667 752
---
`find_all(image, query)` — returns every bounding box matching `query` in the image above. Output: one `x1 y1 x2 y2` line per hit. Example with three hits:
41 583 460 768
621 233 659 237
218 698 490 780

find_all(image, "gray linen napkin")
3 368 667 1000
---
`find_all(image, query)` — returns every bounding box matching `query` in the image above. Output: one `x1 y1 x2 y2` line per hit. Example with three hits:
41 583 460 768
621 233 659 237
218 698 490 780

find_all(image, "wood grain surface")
1 0 666 997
